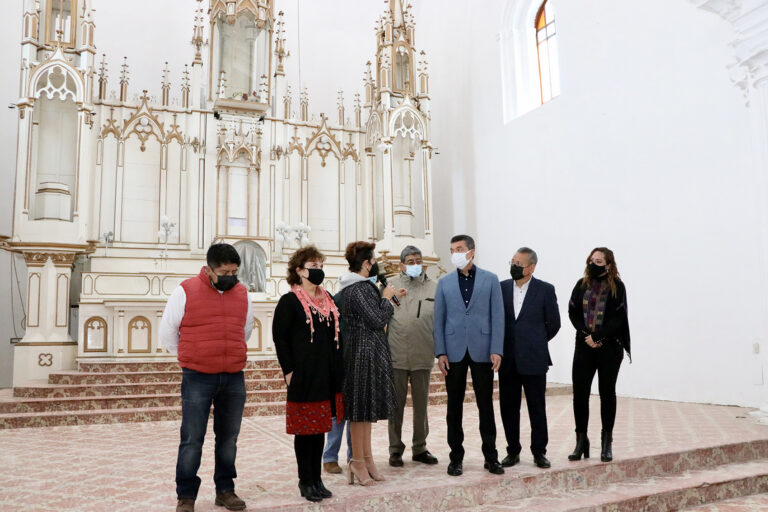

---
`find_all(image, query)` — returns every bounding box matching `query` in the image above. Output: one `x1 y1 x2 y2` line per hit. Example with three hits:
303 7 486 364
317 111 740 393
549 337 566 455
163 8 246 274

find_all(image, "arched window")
535 1 560 104
499 0 562 121
234 241 267 293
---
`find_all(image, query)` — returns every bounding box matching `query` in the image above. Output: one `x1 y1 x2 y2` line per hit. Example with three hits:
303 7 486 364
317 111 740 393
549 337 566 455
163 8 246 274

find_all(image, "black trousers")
572 341 624 433
445 351 498 463
294 434 324 485
499 364 548 457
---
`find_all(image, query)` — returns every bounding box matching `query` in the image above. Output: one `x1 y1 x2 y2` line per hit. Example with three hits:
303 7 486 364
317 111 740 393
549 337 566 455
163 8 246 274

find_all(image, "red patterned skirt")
285 392 345 435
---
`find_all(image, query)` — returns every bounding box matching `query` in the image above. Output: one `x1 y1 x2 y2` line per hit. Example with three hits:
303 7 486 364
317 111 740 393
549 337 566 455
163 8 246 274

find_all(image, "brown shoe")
323 461 342 474
176 499 195 512
215 491 246 510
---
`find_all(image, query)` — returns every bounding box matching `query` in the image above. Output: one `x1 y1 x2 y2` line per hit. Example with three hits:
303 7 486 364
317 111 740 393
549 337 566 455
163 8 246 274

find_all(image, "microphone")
378 273 400 306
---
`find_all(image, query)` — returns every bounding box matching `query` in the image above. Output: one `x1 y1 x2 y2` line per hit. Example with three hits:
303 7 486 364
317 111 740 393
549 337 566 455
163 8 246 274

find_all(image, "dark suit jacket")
500 276 561 375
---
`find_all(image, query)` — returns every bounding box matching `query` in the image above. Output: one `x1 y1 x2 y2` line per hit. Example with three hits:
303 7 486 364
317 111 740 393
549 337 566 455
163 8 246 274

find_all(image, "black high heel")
568 432 590 461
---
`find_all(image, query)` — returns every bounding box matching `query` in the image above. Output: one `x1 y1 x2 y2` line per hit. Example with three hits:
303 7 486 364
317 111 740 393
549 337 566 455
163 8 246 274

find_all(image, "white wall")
1 0 764 406
419 0 764 406
0 1 24 387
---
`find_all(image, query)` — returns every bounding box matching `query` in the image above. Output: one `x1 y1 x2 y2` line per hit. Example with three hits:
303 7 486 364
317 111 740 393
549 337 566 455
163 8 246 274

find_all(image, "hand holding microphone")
378 273 406 306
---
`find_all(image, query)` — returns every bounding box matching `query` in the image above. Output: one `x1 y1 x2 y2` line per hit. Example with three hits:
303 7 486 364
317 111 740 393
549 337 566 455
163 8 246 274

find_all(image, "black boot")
314 480 332 498
601 430 613 462
298 481 322 502
567 432 590 461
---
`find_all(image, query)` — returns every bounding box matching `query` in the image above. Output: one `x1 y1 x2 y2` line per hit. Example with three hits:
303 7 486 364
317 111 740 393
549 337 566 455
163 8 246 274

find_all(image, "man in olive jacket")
387 246 439 467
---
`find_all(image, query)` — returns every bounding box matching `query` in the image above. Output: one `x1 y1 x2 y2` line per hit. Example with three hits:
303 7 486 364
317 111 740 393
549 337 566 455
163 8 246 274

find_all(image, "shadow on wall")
1 252 27 388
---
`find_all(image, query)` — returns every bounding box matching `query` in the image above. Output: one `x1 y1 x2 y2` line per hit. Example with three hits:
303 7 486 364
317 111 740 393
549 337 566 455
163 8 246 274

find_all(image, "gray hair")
400 245 422 262
517 247 538 265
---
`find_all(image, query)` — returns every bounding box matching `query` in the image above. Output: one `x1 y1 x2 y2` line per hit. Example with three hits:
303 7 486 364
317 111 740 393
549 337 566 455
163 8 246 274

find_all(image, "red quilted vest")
178 267 249 374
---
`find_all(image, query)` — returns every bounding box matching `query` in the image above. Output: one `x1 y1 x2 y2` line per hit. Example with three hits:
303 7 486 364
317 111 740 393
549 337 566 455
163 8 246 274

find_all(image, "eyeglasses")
508 261 530 267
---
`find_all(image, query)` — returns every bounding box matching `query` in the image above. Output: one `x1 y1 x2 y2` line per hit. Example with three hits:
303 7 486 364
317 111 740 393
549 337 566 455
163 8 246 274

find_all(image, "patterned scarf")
583 279 610 332
291 284 340 347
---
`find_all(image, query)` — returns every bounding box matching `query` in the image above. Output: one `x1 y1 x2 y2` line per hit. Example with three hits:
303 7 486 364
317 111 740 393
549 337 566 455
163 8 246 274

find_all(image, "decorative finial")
119 56 130 102
191 0 206 65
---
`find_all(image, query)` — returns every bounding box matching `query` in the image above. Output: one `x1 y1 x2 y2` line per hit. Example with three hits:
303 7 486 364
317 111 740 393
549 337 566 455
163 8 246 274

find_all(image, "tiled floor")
0 394 766 511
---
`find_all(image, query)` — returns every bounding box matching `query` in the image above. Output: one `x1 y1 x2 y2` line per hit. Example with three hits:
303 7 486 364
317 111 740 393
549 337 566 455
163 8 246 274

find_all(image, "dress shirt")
159 284 254 355
513 277 531 320
457 265 477 307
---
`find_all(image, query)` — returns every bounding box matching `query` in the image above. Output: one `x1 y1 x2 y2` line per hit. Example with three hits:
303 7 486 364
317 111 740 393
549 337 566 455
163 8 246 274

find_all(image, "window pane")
536 2 547 30
544 2 554 23
537 29 546 43
539 42 552 103
549 34 561 98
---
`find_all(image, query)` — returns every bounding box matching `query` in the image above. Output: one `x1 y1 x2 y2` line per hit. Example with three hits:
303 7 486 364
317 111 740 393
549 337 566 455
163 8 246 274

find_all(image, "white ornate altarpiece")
2 0 437 385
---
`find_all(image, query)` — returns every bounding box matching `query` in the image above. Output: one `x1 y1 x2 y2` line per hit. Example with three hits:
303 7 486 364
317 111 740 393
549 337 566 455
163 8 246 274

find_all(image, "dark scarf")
583 278 609 332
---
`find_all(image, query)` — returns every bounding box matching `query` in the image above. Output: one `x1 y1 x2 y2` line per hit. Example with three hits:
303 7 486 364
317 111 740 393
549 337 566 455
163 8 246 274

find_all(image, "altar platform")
1 394 768 511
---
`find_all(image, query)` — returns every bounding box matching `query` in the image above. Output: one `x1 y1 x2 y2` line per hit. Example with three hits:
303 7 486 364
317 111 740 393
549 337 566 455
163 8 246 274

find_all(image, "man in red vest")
160 243 253 512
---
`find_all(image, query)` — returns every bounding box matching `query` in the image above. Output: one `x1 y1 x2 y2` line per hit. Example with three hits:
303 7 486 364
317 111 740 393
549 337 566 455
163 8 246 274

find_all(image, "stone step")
457 459 768 511
0 387 518 429
13 378 289 398
237 440 768 511
47 367 447 385
1 380 508 413
681 492 768 510
14 375 504 399
76 359 282 372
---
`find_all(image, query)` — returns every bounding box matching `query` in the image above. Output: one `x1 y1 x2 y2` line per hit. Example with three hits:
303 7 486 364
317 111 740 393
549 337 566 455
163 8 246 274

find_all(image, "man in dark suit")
499 247 560 469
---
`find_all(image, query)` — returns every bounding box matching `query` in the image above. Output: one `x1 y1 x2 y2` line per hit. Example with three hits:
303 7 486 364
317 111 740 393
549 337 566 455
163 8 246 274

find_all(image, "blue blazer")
434 266 505 363
500 276 561 375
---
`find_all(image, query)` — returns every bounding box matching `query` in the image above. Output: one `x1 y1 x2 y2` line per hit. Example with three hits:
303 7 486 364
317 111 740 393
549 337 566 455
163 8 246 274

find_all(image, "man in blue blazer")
434 235 505 476
499 247 560 469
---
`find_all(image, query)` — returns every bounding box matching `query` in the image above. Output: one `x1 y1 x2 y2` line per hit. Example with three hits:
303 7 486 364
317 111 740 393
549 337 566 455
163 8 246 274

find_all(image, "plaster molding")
692 0 768 101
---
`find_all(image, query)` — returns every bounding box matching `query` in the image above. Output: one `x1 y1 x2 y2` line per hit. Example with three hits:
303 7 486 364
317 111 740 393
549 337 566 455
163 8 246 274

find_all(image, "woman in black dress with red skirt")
273 246 344 502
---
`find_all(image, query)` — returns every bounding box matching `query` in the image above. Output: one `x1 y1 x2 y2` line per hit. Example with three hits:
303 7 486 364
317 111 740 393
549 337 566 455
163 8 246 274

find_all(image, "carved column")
13 252 78 386
381 141 395 240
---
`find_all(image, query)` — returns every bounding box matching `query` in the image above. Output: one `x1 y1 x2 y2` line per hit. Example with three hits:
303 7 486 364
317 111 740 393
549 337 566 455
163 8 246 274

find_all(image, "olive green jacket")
387 272 437 371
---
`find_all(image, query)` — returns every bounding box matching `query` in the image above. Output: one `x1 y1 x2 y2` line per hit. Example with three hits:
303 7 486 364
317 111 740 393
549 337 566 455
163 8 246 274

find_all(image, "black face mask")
305 268 325 286
368 262 379 278
510 264 525 281
588 263 607 279
213 274 238 291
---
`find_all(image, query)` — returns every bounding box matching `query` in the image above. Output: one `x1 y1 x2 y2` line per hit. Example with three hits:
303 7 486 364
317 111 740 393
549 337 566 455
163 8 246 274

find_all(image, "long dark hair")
581 247 621 297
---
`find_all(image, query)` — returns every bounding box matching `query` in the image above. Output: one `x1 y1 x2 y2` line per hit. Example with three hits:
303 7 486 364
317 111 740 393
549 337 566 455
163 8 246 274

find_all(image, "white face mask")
451 251 471 270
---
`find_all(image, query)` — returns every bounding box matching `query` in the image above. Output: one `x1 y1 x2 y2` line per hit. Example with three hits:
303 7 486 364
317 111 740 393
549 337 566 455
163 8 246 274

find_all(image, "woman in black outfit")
567 247 630 463
273 246 344 502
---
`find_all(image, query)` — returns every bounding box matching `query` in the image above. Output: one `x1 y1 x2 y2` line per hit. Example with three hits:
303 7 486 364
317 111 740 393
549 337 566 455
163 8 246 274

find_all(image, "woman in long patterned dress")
273 246 344 502
337 241 405 485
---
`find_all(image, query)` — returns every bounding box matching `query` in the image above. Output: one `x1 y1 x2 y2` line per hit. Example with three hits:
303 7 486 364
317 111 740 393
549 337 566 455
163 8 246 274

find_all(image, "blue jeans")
176 368 246 499
322 416 352 463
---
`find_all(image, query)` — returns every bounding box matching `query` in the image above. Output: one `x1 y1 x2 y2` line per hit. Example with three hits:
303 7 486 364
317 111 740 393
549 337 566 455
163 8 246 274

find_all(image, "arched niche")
83 316 107 353
128 316 151 353
234 240 267 293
